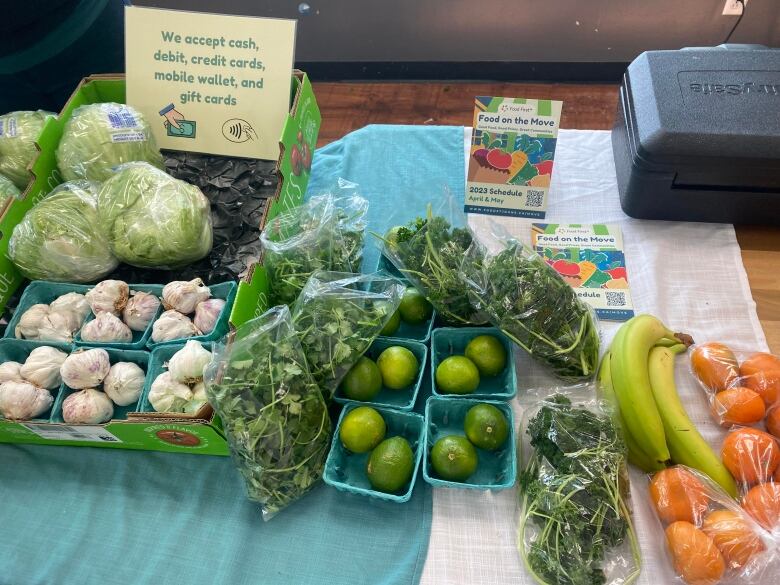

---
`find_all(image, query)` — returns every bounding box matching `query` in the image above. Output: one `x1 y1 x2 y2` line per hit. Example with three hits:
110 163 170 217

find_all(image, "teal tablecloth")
0 124 466 585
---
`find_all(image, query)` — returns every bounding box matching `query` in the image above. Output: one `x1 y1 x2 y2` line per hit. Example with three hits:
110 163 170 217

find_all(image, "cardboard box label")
466 97 561 219
125 5 296 160
23 423 122 443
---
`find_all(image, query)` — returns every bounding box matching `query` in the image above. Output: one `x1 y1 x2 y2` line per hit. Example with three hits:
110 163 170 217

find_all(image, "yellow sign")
125 6 296 160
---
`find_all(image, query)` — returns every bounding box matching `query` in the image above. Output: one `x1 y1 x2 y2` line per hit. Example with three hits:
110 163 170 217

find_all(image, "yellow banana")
598 352 665 472
648 345 738 497
610 315 674 465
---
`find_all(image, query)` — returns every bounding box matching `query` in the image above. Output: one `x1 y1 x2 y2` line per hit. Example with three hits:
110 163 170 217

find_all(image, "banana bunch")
598 314 737 497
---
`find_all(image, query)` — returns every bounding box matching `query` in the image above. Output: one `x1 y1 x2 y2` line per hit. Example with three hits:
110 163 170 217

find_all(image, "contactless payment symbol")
222 118 257 143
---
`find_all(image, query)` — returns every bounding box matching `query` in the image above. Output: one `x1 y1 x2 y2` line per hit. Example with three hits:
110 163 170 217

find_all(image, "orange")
740 352 780 407
742 482 780 531
665 521 726 585
711 387 765 426
701 509 764 569
691 343 739 393
650 467 710 525
721 428 780 486
766 406 780 439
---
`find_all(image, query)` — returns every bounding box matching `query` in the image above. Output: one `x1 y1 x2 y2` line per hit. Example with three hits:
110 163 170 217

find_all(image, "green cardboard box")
0 70 320 455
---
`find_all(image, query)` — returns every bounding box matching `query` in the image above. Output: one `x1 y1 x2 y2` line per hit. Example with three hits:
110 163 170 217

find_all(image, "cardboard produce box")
0 71 320 455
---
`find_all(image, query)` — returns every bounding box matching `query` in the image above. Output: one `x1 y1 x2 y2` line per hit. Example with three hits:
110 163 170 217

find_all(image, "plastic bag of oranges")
649 465 778 585
690 343 780 432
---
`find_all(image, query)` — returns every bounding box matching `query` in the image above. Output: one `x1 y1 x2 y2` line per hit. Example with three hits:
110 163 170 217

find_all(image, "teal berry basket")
430 327 517 400
0 338 73 422
74 284 163 350
50 347 151 423
146 280 237 349
333 337 427 412
323 404 425 503
137 341 213 414
4 281 92 341
422 396 516 490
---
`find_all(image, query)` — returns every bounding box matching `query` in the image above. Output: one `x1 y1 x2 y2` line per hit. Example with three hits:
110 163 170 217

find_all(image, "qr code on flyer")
605 291 627 307
526 190 544 208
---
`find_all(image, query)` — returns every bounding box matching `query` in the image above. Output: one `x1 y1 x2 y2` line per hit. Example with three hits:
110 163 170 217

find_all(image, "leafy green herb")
261 195 367 307
205 306 331 520
381 204 487 326
292 271 404 401
518 395 640 585
464 240 599 382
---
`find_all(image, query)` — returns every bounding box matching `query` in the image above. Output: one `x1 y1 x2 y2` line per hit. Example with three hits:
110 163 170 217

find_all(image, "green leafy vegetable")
463 240 599 382
292 271 403 401
261 194 367 307
8 180 118 282
56 102 163 182
97 162 212 269
0 110 54 188
0 174 20 207
519 395 640 585
382 204 487 326
205 305 331 520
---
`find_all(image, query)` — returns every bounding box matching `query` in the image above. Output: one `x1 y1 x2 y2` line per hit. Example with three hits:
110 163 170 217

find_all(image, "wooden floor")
313 82 779 352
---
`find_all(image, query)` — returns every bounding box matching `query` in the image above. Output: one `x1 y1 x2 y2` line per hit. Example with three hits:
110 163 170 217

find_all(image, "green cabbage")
0 110 54 188
56 103 163 182
97 162 212 269
8 180 119 282
0 174 20 208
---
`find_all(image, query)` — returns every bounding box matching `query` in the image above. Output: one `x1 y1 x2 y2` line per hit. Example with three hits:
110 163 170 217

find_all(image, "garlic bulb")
151 310 201 343
162 278 211 314
14 304 50 339
0 361 23 384
60 348 111 389
19 346 68 390
122 291 161 332
193 298 225 335
184 381 209 414
148 372 193 412
80 312 133 343
86 279 129 315
62 388 113 424
103 362 145 406
0 381 52 420
168 340 212 384
50 292 91 322
35 307 82 342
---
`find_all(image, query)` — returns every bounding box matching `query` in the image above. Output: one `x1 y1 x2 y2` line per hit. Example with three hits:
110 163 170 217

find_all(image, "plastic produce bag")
0 110 54 188
291 271 404 401
204 305 331 520
518 392 641 585
96 162 212 269
0 174 20 207
260 187 368 307
8 180 118 282
691 342 780 430
720 425 780 495
648 465 778 584
379 192 488 326
461 230 600 382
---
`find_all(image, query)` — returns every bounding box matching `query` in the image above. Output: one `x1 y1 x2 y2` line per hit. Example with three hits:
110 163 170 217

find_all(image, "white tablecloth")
420 128 769 585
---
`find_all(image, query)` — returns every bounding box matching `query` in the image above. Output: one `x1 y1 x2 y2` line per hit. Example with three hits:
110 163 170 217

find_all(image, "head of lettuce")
8 180 119 282
97 162 213 269
0 110 55 188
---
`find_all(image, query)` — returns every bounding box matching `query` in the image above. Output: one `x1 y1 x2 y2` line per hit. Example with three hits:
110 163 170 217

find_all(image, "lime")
435 356 480 394
380 310 401 336
464 335 507 377
367 436 415 493
431 435 478 481
398 287 433 325
377 346 419 390
339 406 386 453
464 404 509 450
341 357 383 401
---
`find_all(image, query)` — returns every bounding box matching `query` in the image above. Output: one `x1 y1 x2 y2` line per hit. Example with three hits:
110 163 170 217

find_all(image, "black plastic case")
612 45 780 224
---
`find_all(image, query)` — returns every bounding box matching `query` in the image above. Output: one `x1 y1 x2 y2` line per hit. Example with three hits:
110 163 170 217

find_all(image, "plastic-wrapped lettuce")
8 180 118 282
97 162 212 269
0 174 20 207
56 103 163 182
0 110 54 188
